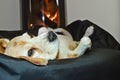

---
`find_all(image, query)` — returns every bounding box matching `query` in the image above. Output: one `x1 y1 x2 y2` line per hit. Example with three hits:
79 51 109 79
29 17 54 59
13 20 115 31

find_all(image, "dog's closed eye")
28 48 34 57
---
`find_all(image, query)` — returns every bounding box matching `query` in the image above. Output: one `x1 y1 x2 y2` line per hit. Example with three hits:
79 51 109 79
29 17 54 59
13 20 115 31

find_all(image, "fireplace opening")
21 0 65 30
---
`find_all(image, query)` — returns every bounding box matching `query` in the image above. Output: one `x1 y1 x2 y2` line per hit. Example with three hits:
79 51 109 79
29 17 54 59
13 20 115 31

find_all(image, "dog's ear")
18 56 48 65
0 46 4 54
0 38 9 54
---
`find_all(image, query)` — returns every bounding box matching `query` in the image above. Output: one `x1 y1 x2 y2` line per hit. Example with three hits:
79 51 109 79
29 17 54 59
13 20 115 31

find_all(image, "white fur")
84 26 94 37
3 27 93 65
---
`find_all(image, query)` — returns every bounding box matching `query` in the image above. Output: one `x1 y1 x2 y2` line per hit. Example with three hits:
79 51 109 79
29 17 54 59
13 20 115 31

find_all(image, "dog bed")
0 20 120 80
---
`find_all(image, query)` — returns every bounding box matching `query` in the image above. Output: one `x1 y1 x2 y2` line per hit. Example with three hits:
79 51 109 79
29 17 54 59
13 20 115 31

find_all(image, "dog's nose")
48 31 57 42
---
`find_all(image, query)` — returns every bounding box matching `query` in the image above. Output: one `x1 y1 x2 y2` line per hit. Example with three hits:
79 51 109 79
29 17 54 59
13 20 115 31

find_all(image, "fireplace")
21 0 65 30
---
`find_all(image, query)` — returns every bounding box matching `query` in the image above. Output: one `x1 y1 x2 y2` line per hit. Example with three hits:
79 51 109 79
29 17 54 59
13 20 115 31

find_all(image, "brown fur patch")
69 43 78 50
19 56 48 65
0 39 9 53
55 52 60 59
67 53 79 58
13 41 27 47
69 45 75 50
0 46 4 53
0 39 8 47
34 48 43 54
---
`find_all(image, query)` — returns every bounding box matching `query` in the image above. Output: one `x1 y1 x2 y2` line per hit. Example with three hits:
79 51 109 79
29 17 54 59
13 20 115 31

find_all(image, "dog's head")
4 27 59 65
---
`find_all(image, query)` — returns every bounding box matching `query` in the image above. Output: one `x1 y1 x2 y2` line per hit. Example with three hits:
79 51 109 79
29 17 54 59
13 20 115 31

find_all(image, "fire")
40 0 60 26
49 11 58 21
46 10 59 21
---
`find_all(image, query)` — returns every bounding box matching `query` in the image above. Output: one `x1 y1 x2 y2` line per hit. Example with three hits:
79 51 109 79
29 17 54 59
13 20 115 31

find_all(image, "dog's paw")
84 26 94 37
80 37 91 48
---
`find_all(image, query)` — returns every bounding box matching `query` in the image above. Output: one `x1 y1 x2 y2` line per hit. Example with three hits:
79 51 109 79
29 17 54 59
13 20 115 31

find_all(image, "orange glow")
30 23 33 27
28 0 61 29
46 14 50 18
46 11 58 21
40 0 60 26
29 23 34 29
50 11 58 21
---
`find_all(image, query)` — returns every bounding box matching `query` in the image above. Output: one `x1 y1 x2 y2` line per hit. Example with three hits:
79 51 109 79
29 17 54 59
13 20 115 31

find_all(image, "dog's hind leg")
69 37 91 58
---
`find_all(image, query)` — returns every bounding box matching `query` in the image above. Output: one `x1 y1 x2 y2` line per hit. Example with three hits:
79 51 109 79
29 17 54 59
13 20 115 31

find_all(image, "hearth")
21 0 65 30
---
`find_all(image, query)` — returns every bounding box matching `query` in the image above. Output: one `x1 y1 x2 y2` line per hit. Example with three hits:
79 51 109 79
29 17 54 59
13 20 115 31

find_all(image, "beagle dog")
0 26 94 65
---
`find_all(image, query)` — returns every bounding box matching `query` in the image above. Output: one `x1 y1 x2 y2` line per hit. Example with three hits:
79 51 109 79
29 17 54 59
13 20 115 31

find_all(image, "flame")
46 14 50 18
40 0 60 26
50 11 58 21
46 11 58 21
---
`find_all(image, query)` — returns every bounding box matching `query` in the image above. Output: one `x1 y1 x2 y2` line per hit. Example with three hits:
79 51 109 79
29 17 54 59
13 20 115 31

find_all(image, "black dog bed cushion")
0 20 120 80
0 48 120 80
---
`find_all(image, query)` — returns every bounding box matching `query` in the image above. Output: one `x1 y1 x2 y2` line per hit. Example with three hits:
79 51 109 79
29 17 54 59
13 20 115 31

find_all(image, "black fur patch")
56 32 64 35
